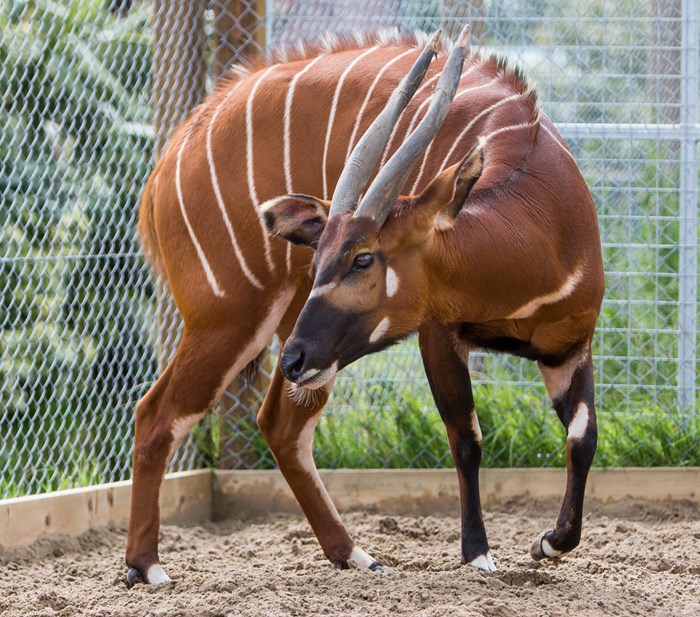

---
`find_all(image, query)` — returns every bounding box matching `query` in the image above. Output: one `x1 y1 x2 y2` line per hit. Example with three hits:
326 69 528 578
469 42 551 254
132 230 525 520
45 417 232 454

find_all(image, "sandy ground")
1 498 698 617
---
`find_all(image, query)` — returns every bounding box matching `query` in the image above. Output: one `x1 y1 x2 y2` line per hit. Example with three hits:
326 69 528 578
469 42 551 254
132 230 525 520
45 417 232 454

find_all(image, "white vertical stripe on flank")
207 99 265 290
344 48 416 162
246 66 276 272
286 242 292 274
408 78 504 194
176 133 225 298
284 55 325 193
322 46 380 200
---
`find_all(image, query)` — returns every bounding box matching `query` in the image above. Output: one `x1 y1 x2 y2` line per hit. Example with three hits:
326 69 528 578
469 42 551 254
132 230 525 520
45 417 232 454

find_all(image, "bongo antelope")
127 27 604 585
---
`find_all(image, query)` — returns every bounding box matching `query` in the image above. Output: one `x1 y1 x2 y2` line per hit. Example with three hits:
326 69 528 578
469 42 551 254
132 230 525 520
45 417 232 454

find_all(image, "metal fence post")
678 0 699 413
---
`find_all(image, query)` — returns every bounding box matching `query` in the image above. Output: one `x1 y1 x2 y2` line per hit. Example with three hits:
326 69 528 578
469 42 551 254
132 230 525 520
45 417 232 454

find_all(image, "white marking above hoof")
532 531 563 559
350 546 386 572
469 551 497 572
146 564 173 585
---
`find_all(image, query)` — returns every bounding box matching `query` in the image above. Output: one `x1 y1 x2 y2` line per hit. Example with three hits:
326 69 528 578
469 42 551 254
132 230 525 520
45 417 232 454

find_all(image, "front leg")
533 347 597 559
419 324 495 572
257 364 384 571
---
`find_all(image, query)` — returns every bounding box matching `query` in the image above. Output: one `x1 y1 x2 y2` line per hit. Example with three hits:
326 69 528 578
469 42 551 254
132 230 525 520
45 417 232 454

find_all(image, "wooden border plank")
212 468 700 518
0 470 211 551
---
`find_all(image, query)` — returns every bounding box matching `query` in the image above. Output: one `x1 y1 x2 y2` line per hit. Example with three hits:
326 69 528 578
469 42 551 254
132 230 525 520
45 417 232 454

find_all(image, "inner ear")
260 194 330 248
415 143 484 228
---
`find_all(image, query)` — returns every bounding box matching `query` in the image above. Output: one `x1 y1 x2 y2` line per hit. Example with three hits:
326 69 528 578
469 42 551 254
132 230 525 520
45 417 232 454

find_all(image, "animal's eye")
353 252 374 271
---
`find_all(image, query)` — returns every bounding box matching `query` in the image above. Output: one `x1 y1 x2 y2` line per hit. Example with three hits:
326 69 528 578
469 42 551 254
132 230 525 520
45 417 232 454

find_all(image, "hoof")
126 564 173 586
126 567 142 588
530 530 563 561
369 561 388 572
468 551 497 572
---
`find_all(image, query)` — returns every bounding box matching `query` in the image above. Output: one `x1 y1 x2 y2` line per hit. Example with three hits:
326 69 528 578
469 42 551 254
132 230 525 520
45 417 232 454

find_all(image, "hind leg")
531 347 597 560
125 307 287 585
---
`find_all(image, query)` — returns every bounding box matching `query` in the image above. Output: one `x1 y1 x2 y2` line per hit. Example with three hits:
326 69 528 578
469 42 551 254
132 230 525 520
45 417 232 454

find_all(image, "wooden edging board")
212 467 700 518
0 470 211 551
1 468 697 551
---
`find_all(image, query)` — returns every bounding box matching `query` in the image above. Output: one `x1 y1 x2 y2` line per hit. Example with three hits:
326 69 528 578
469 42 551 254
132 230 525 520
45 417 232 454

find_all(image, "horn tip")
456 25 470 50
427 29 442 53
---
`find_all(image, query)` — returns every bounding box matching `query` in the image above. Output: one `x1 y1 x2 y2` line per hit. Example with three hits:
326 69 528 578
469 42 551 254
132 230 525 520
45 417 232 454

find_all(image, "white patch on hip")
469 551 496 572
508 266 584 320
385 267 399 297
146 564 172 585
369 316 391 344
567 401 590 441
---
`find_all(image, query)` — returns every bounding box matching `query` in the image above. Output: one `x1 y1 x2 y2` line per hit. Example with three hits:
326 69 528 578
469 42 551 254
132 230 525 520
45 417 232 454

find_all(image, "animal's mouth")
294 362 338 389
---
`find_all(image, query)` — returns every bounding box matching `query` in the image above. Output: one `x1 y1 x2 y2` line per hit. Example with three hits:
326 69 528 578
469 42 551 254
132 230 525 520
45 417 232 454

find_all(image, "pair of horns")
329 26 470 224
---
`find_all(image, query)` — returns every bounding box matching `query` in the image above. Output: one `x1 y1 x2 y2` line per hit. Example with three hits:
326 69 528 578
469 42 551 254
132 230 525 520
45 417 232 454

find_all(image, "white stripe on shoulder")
246 66 277 272
479 117 540 146
284 55 325 193
434 92 522 176
176 132 225 298
541 122 577 163
344 48 416 162
207 96 265 290
322 46 380 200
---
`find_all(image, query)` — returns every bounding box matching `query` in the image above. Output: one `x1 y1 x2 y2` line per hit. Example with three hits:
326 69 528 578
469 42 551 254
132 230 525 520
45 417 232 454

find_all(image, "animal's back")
137 31 593 318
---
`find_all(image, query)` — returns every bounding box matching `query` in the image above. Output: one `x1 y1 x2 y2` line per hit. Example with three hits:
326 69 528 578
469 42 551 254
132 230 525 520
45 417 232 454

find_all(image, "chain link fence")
1 0 698 498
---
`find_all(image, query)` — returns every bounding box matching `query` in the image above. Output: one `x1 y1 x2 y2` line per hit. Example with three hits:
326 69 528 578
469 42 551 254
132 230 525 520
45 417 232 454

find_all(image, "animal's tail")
137 168 164 275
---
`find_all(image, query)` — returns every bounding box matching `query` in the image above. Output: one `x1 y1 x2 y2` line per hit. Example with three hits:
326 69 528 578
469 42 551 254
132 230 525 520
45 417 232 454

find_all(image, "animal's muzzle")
279 339 308 383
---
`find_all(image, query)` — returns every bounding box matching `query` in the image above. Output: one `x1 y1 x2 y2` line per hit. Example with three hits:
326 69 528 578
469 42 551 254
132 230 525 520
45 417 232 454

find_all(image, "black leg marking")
533 350 597 560
419 325 494 571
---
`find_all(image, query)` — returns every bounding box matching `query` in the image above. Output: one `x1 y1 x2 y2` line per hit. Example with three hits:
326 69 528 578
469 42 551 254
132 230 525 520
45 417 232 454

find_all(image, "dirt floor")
0 498 699 617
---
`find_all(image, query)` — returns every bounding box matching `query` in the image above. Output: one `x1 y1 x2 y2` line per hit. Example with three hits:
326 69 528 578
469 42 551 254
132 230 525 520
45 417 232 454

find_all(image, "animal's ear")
413 143 483 228
261 194 331 248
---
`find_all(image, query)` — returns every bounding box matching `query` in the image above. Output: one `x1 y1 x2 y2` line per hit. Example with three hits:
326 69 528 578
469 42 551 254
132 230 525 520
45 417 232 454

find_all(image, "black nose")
280 340 307 382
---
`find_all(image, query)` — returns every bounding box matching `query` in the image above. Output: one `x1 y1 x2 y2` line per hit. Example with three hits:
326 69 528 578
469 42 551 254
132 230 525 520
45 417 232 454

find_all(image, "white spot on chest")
567 401 590 441
385 267 399 297
369 316 391 344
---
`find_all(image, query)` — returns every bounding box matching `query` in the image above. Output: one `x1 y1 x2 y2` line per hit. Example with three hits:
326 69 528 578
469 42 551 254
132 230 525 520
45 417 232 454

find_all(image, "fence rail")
1 0 699 499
